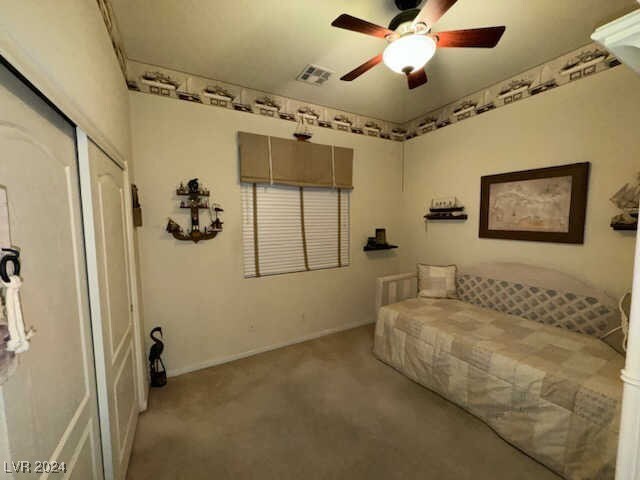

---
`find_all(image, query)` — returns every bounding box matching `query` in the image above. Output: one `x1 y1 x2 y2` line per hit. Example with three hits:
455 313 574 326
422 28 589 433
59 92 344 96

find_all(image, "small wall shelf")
611 223 637 231
425 213 468 221
424 205 468 221
363 244 398 252
429 206 465 213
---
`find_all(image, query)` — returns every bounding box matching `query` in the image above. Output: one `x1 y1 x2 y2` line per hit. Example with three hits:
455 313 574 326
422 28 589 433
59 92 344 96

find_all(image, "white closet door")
0 64 103 477
78 137 138 480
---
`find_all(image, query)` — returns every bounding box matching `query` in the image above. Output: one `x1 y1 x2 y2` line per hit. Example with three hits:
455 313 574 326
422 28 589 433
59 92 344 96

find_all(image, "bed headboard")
457 262 623 352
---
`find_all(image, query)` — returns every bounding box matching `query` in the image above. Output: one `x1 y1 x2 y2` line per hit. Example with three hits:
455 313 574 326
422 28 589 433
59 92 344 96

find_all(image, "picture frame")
479 162 590 244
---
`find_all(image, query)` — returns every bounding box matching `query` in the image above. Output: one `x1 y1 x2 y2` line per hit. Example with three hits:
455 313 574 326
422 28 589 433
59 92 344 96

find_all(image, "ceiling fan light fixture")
382 34 437 74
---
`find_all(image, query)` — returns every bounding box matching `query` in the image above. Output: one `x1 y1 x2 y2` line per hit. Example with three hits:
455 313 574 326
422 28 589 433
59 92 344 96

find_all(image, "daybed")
374 263 625 480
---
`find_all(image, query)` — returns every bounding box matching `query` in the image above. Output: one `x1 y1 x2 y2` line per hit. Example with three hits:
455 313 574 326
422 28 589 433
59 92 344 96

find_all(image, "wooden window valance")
238 132 353 189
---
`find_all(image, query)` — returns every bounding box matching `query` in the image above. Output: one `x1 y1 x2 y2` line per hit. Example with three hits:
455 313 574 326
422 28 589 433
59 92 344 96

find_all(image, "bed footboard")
375 272 418 311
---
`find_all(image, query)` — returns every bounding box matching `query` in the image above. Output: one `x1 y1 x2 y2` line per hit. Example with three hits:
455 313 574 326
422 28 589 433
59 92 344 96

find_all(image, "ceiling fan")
331 0 506 89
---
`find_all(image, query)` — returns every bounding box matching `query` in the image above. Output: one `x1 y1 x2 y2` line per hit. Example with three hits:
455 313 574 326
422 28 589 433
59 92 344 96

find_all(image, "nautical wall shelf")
425 211 469 221
363 244 398 252
166 178 223 243
612 221 638 231
363 228 397 251
424 198 468 221
609 173 639 232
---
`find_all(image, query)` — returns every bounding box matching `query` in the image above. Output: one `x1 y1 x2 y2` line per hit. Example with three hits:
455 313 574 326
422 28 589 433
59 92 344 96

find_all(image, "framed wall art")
479 162 590 244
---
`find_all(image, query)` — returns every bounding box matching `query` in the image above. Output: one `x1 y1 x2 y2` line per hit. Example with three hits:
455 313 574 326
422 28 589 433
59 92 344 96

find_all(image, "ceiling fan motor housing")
388 8 420 31
394 0 421 11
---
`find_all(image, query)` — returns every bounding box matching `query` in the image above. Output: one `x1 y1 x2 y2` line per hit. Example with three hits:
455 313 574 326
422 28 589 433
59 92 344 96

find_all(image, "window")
242 184 350 278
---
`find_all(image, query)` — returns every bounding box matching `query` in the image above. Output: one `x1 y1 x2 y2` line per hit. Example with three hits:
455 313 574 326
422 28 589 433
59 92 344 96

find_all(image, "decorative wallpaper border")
125 60 406 142
96 0 127 76
402 43 621 139
99 0 620 143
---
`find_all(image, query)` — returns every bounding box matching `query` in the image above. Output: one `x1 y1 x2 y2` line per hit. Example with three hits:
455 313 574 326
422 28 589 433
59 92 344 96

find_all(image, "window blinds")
242 184 350 278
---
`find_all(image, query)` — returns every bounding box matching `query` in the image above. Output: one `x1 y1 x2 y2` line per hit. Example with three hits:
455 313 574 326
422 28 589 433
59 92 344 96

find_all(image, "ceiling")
111 0 636 123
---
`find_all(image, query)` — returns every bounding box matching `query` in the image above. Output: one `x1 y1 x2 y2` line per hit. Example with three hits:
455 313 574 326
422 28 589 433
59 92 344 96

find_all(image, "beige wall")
129 92 410 376
131 64 639 376
402 66 640 299
0 0 131 162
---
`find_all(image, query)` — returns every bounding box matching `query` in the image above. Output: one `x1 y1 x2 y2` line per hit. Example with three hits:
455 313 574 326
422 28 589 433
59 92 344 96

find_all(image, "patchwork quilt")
374 297 623 480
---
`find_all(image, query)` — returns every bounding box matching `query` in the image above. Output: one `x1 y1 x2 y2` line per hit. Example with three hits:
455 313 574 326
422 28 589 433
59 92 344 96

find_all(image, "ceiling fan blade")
331 14 394 39
413 0 458 29
407 69 428 90
434 26 506 48
341 54 383 81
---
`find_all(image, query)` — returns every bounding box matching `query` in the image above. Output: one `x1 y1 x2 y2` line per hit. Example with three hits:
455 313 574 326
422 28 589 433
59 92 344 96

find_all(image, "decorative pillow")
418 264 458 299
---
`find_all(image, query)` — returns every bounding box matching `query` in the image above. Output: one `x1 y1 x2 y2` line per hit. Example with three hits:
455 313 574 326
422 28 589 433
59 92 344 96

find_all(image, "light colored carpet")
127 325 560 480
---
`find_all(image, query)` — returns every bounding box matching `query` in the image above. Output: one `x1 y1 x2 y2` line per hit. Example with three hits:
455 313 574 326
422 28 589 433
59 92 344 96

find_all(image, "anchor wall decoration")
166 178 223 243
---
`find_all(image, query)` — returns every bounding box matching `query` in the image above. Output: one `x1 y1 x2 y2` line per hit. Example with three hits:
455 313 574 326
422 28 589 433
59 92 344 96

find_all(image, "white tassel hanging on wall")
1 274 34 354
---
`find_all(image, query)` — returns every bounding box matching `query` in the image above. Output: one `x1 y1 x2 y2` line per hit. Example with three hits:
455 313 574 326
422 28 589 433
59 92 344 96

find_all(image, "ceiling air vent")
296 64 333 86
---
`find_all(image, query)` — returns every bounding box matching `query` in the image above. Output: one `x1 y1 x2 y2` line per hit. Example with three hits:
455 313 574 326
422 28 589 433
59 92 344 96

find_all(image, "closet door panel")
82 139 138 480
96 173 130 359
0 63 102 478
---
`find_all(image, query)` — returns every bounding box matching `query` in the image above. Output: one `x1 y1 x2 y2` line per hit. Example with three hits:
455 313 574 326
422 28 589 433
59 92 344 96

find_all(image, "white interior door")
0 64 103 477
78 136 138 480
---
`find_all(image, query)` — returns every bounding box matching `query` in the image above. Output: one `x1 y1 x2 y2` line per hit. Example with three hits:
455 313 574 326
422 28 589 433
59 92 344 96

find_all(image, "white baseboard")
167 319 375 378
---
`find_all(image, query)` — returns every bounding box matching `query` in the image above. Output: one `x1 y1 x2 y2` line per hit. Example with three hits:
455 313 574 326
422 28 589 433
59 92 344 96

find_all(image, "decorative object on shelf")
453 101 477 121
293 114 313 141
364 228 398 251
364 121 381 137
417 117 438 135
333 114 353 132
498 79 532 104
480 163 590 244
166 178 223 243
140 71 180 96
148 327 167 388
610 172 639 231
211 203 224 231
297 106 319 125
431 197 457 209
254 96 281 117
202 85 235 107
560 48 607 80
425 197 468 221
391 127 407 141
